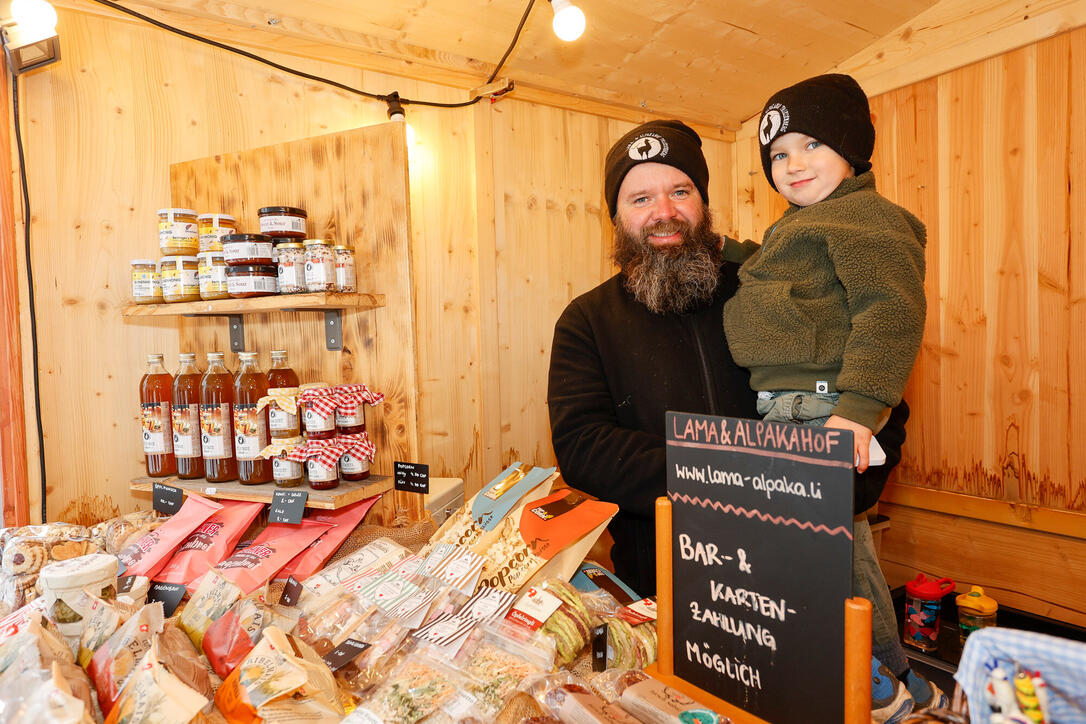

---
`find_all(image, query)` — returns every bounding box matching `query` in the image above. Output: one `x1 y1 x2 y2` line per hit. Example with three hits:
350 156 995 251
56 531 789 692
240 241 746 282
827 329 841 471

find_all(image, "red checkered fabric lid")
339 431 376 462
298 385 338 417
333 384 385 415
285 437 345 467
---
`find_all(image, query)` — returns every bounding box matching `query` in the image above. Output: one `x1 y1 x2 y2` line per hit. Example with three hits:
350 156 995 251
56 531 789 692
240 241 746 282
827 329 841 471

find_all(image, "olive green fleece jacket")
722 172 926 430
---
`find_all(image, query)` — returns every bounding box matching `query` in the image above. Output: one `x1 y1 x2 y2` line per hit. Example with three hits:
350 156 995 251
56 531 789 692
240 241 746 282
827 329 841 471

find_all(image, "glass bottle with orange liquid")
268 349 299 387
234 352 272 484
200 352 237 482
172 353 204 479
140 353 176 477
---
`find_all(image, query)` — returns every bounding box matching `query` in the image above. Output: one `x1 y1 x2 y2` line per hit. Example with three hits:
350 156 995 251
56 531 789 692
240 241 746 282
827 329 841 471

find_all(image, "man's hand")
825 415 873 473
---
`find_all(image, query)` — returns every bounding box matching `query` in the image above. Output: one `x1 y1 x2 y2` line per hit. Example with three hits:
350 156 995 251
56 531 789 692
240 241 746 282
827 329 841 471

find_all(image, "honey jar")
130 259 161 304
198 213 236 252
197 251 229 300
158 208 199 256
159 256 201 303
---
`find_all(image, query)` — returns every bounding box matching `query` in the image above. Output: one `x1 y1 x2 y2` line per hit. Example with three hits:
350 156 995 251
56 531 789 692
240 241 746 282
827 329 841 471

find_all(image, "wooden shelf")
131 474 393 509
121 292 385 317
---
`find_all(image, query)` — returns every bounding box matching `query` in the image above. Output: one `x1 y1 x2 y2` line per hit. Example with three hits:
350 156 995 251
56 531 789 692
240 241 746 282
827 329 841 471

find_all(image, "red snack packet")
274 496 379 582
213 520 332 595
116 494 222 579
156 500 264 591
202 596 298 679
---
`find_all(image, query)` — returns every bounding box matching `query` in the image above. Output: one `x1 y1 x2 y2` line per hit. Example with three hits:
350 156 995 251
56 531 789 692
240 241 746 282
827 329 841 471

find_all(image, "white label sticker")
260 215 306 234
227 274 278 295
340 452 369 474
171 403 201 458
269 407 298 432
233 404 268 460
506 586 562 630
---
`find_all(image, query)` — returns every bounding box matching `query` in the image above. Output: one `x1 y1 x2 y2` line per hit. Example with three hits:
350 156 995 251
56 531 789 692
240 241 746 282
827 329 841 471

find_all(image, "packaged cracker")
76 591 141 668
0 570 40 613
423 464 556 556
294 591 378 654
455 620 555 716
477 489 618 593
177 570 243 650
87 601 165 716
494 691 549 724
214 626 343 723
94 511 163 555
615 672 724 724
156 499 264 591
521 672 593 714
274 496 379 582
332 611 412 698
102 635 209 724
117 494 223 579
349 651 467 724
214 520 332 596
203 595 300 679
0 614 96 720
1 660 95 724
557 689 642 724
301 537 408 604
515 579 594 667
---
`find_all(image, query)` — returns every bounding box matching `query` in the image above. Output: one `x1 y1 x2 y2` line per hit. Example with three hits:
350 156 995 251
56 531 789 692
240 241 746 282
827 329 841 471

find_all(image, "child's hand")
825 415 873 473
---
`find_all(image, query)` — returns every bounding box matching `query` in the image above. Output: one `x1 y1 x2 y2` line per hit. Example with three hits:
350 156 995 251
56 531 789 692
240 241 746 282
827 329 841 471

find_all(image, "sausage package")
156 500 264 590
274 496 378 582
87 601 165 716
214 520 332 596
116 494 222 579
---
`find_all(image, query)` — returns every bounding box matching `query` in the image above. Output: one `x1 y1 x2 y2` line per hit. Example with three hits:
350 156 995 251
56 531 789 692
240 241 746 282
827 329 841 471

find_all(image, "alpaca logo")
759 103 789 146
627 132 668 160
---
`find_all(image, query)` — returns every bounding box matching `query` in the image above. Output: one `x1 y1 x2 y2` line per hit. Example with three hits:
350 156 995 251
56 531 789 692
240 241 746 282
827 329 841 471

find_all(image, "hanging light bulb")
9 0 57 37
550 0 585 42
385 91 406 122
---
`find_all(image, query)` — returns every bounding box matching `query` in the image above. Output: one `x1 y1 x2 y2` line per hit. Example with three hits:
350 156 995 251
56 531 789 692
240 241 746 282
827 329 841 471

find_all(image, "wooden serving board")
130 474 393 510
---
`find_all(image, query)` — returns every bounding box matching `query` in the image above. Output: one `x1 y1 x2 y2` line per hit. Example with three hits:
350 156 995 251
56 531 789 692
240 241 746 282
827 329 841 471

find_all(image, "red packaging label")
156 500 264 590
214 520 332 595
116 494 222 579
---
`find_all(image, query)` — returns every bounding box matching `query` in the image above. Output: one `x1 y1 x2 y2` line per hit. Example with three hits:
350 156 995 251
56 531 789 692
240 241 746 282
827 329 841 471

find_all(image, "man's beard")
613 208 723 314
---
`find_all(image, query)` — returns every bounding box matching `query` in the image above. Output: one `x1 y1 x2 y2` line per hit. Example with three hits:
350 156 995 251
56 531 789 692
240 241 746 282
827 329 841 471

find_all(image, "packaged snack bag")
156 500 264 590
87 601 165 716
505 579 594 667
116 495 222 579
274 496 378 582
214 520 332 595
177 570 243 650
214 627 342 723
456 621 555 716
103 636 209 724
348 651 468 724
203 596 300 679
158 622 214 699
76 592 141 668
478 489 618 593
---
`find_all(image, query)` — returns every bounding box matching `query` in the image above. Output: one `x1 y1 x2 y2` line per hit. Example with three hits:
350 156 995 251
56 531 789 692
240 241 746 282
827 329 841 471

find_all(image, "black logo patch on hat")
626 133 668 161
759 103 789 147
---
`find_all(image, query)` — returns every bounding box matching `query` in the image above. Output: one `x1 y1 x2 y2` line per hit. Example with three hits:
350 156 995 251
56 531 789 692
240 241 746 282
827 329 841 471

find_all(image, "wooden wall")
734 28 1086 625
10 6 735 524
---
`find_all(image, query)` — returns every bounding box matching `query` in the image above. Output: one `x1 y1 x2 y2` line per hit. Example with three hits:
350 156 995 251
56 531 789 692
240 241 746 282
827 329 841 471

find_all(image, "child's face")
769 132 854 206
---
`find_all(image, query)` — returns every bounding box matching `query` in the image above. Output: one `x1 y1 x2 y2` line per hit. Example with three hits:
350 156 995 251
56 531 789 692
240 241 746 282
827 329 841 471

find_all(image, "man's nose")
654 195 678 220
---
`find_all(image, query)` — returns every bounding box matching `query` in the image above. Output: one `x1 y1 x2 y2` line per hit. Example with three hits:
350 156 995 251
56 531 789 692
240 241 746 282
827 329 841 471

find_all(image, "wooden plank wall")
734 28 1086 624
11 6 735 523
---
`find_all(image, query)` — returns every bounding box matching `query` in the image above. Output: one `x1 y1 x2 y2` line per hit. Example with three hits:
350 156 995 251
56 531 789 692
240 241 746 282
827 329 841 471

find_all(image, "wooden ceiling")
83 0 942 130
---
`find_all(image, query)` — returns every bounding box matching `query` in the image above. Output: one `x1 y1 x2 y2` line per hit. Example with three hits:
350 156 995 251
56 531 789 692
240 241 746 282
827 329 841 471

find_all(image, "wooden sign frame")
647 497 873 724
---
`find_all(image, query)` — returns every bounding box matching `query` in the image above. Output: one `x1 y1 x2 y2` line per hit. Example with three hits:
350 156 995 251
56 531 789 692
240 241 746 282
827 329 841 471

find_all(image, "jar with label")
234 352 272 485
303 239 335 292
258 206 307 240
333 245 356 293
338 432 374 482
259 387 300 439
197 251 229 300
159 208 199 256
172 353 204 479
39 554 119 640
260 436 305 488
226 264 278 298
159 256 201 303
303 439 342 491
275 242 306 294
130 259 160 304
140 353 176 477
198 213 236 252
333 383 384 436
299 382 336 439
222 233 275 266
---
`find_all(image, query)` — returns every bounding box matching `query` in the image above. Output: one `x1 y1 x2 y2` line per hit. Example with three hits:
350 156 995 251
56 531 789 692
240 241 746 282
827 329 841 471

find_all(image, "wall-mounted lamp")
549 0 585 42
385 91 406 122
1 0 60 74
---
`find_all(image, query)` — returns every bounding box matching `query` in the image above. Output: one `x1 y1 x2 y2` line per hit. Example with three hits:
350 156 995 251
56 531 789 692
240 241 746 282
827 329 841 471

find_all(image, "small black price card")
269 489 308 525
147 582 187 618
592 624 608 672
279 576 303 607
152 481 184 515
322 638 371 671
394 461 429 494
117 575 137 594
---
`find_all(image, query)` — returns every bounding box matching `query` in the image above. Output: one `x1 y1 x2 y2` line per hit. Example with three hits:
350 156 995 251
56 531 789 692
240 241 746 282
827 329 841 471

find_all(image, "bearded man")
547 120 909 597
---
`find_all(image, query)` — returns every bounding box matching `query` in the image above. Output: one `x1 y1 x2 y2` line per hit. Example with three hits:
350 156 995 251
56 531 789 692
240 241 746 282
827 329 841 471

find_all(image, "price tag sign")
152 482 184 515
322 638 371 671
394 461 429 494
269 489 308 525
279 576 303 607
147 582 187 618
117 575 137 594
592 623 608 672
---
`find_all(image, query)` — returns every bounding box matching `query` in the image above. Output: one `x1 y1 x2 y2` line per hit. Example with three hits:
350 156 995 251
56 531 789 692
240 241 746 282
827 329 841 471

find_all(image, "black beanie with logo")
604 119 709 220
757 73 875 190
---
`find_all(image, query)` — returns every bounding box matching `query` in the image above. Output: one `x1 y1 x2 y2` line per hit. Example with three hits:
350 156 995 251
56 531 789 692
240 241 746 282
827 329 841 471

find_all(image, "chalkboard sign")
394 461 429 494
152 481 183 515
269 489 308 524
147 581 187 618
666 412 853 724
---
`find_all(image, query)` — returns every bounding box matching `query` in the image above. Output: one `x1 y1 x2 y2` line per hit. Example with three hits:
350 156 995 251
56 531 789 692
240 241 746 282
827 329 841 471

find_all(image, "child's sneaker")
905 668 948 711
871 658 914 723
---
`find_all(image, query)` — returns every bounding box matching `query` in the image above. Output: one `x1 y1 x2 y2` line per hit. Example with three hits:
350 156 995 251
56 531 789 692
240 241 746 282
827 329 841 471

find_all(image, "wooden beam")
0 55 30 527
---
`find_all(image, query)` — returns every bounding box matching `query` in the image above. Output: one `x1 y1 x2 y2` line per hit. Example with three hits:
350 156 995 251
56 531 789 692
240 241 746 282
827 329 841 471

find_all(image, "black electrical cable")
88 0 537 109
8 69 49 523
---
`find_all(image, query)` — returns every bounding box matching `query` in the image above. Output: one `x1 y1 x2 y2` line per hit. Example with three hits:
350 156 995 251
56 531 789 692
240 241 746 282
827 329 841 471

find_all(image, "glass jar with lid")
222 233 275 266
159 256 201 303
262 436 306 488
334 245 356 293
259 387 300 439
198 213 236 252
299 382 336 439
226 265 278 298
276 242 306 294
158 208 199 256
258 206 307 240
130 259 161 304
198 251 229 300
303 239 335 292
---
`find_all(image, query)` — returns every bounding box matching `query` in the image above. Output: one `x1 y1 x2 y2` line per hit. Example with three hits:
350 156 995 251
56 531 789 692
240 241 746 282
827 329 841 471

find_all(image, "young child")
723 73 939 723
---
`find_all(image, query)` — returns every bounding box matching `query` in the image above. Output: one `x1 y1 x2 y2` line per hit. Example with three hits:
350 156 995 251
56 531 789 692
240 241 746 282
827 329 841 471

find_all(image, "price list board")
666 412 854 724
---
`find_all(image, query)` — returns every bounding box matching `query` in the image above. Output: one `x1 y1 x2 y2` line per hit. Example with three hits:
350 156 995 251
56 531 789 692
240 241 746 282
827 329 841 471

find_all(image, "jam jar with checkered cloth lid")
299 382 336 440
333 383 385 436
